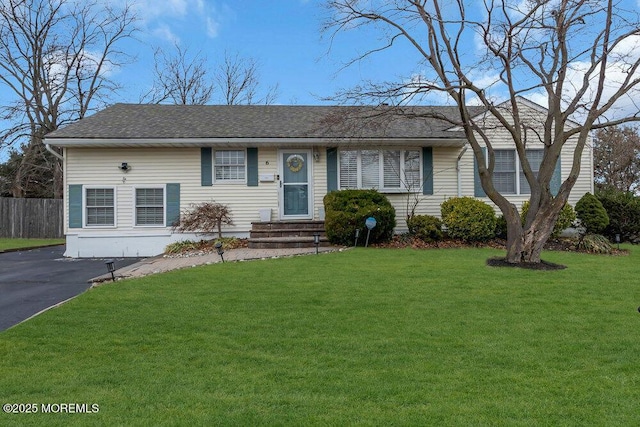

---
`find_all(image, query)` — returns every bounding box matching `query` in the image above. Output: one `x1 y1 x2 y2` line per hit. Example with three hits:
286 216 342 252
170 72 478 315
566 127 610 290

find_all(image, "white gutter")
456 146 468 197
45 143 64 161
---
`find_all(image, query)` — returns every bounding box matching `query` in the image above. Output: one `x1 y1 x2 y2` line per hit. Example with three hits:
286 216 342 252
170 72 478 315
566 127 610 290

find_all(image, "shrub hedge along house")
45 98 593 257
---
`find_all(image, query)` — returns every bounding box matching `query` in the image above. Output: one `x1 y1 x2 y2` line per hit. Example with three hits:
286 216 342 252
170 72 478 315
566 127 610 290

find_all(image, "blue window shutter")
68 184 83 228
201 147 212 186
247 148 258 186
550 156 562 196
166 183 180 227
327 148 338 192
422 147 433 195
474 147 487 197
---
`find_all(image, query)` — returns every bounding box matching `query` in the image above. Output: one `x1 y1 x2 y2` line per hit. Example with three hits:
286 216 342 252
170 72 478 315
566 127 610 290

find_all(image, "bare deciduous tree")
0 0 137 198
324 0 640 264
216 51 279 105
142 44 215 105
593 126 640 193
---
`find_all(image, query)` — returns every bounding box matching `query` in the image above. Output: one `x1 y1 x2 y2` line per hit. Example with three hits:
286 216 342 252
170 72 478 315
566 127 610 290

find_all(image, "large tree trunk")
504 202 560 264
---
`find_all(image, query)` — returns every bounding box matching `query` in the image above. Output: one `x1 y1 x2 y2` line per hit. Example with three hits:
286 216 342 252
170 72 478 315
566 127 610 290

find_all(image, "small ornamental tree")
575 193 610 251
575 193 610 235
174 202 233 239
441 197 496 242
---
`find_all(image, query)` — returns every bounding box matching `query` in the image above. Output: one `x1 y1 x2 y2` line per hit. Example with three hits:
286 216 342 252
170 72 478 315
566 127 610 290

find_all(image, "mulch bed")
372 235 628 270
486 257 567 270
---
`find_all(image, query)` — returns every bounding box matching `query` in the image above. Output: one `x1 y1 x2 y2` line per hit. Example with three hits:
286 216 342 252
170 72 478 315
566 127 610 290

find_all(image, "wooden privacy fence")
0 197 64 239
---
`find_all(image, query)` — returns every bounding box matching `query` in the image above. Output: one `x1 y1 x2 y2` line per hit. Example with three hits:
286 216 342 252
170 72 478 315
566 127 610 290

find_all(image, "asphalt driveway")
0 246 142 331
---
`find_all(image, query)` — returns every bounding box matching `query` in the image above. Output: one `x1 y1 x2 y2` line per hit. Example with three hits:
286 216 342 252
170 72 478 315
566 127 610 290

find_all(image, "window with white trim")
135 187 165 226
85 187 115 226
214 150 245 182
339 149 421 191
493 149 543 194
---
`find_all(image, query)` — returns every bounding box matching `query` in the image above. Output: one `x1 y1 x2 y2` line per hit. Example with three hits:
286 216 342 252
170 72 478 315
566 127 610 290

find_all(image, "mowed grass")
1 247 639 425
0 238 64 251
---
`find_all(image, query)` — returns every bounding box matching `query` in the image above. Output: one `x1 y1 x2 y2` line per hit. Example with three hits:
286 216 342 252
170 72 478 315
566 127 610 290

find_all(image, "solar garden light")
105 259 116 282
313 233 320 254
354 229 360 247
615 234 621 250
215 242 225 263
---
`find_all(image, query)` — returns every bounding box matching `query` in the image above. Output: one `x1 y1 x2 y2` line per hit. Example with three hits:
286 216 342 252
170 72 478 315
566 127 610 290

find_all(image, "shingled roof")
46 103 484 146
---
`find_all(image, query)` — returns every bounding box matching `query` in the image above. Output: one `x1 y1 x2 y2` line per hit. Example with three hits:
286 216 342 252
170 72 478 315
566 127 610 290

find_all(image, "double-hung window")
339 149 421 191
493 149 544 194
135 188 165 226
214 150 245 182
85 187 115 226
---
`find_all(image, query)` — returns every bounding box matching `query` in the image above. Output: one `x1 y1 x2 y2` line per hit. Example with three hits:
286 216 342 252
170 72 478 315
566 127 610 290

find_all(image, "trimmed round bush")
407 215 443 242
440 197 496 242
323 190 396 246
521 201 576 238
575 192 609 234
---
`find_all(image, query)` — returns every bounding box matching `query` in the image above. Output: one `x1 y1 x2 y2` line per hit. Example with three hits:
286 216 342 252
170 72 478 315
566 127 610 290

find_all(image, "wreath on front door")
286 154 304 173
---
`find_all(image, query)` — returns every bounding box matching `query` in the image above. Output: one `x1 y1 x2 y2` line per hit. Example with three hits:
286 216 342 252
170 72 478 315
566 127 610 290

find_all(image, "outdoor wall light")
105 259 116 282
313 152 320 162
313 233 320 254
215 242 225 263
119 162 130 172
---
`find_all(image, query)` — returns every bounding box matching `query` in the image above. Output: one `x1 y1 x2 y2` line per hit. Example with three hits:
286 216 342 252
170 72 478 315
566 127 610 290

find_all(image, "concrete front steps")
248 220 330 249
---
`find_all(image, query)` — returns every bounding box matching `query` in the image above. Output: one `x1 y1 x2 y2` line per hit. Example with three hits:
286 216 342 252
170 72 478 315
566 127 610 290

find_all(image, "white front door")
279 150 313 219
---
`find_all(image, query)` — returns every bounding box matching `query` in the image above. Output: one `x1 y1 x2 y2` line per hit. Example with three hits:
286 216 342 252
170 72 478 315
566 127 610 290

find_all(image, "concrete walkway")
91 246 343 283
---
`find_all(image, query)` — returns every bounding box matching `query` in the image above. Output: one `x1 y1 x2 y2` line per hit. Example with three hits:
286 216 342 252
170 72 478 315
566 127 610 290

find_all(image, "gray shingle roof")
46 104 484 142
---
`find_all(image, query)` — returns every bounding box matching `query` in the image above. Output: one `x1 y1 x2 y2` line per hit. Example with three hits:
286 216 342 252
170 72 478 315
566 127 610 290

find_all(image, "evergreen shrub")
323 190 396 246
407 215 443 243
440 197 496 242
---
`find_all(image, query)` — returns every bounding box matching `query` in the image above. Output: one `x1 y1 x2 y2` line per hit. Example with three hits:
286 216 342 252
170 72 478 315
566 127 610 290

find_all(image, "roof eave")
46 137 468 148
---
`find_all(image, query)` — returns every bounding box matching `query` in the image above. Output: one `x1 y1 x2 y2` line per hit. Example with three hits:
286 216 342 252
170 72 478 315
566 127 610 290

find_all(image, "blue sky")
114 0 418 105
2 0 640 155
115 0 640 115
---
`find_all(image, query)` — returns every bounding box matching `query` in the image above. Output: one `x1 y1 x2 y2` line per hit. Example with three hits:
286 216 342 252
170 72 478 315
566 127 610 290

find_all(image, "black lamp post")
105 259 116 282
215 242 225 262
313 233 320 254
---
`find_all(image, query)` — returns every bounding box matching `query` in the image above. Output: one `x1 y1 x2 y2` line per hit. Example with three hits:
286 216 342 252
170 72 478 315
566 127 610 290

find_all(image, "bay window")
339 149 421 191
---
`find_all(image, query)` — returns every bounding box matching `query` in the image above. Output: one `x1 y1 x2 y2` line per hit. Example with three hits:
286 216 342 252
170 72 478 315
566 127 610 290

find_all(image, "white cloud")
122 0 224 41
152 24 180 44
205 16 220 38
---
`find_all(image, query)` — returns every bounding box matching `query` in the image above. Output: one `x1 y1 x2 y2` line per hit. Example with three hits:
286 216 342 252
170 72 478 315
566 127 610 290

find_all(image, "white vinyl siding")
339 149 421 191
135 187 165 226
214 150 245 182
85 187 115 227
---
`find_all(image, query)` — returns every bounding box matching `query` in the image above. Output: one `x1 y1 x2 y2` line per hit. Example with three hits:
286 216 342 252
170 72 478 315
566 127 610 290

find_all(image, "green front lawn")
0 238 64 251
1 247 639 425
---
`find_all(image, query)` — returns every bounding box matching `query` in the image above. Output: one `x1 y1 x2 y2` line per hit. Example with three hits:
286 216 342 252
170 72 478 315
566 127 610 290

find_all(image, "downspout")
456 146 468 197
45 143 64 161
